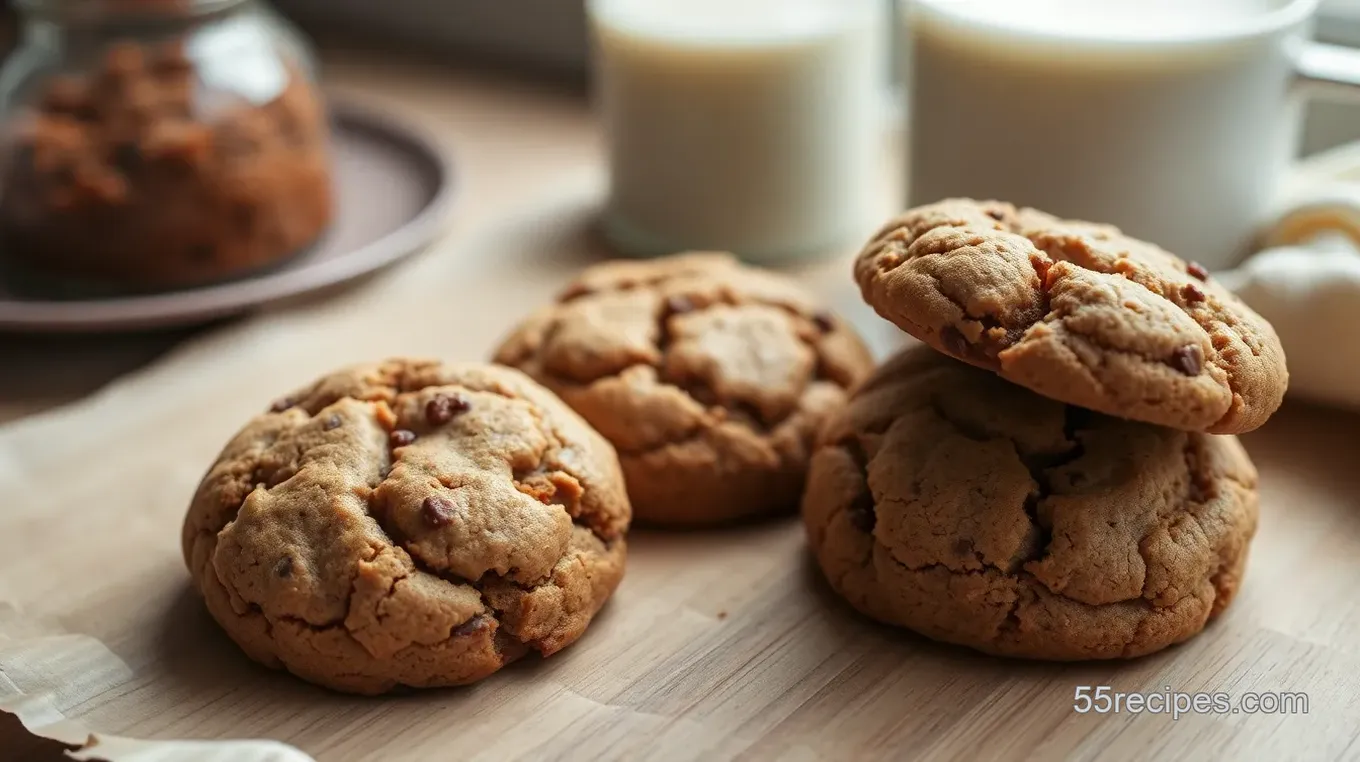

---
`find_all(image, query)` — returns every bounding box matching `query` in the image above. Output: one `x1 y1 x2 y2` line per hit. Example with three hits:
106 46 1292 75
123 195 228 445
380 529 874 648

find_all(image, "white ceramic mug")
904 0 1360 270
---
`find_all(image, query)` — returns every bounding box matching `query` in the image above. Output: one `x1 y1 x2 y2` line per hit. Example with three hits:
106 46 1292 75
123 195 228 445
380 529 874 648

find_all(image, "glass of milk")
903 0 1360 270
589 0 886 263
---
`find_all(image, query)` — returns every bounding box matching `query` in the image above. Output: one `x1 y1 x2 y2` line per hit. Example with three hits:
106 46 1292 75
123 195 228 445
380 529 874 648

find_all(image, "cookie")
182 360 630 694
803 346 1259 660
495 252 874 526
854 199 1288 434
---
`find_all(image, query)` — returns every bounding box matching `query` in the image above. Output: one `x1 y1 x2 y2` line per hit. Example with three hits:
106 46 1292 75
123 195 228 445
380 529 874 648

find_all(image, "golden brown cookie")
182 360 630 694
803 346 1259 661
494 252 875 526
854 199 1288 434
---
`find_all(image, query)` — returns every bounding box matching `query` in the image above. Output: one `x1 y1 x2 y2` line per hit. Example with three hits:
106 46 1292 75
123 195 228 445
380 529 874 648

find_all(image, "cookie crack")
921 399 1091 571
485 353 732 462
354 566 410 632
889 558 1002 577
928 273 992 330
925 260 1051 370
879 549 1169 615
472 587 522 650
656 297 840 435
1026 236 1263 416
247 386 606 642
245 586 513 660
515 403 618 546
996 591 1026 641
228 542 529 664
1051 319 1205 386
1129 436 1221 607
369 380 619 551
543 356 808 446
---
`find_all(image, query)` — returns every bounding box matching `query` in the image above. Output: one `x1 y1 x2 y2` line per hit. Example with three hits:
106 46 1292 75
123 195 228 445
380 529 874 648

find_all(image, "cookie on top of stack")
803 199 1288 660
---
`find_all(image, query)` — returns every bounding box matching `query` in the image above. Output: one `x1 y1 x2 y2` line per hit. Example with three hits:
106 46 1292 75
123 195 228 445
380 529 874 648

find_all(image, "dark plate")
0 97 455 333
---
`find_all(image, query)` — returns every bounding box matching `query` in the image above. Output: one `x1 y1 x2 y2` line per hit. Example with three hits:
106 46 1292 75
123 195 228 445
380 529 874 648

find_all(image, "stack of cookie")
803 199 1287 660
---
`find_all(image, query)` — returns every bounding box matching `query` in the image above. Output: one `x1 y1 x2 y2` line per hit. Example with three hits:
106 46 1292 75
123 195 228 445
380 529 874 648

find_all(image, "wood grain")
2 48 1359 762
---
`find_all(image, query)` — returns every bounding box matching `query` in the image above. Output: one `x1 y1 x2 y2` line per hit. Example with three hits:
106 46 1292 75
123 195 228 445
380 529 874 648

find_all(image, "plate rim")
0 95 457 334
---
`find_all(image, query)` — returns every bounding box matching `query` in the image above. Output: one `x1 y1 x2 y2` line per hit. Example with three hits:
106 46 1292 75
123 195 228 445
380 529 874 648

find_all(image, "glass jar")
0 0 334 293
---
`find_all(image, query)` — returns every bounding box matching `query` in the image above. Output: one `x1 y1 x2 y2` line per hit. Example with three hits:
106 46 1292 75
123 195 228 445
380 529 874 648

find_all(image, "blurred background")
3 0 1352 148
2 0 1360 422
134 0 1360 156
266 0 1360 154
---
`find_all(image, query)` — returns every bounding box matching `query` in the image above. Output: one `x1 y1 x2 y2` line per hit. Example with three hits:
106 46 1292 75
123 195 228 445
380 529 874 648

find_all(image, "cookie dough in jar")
0 0 334 291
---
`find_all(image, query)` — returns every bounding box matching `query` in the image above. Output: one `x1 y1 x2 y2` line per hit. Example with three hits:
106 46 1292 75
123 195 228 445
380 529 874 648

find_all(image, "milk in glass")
591 0 884 262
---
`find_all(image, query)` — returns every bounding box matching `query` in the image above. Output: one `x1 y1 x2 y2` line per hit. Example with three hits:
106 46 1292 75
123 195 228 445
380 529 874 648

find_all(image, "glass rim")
907 0 1319 46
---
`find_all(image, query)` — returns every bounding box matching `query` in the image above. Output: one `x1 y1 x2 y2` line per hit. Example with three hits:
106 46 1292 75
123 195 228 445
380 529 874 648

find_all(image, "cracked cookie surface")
802 346 1259 660
854 199 1288 434
494 252 875 526
181 360 630 694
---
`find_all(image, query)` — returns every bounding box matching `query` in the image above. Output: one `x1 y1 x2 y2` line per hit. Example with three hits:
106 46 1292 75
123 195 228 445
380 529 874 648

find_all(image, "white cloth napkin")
1220 144 1360 411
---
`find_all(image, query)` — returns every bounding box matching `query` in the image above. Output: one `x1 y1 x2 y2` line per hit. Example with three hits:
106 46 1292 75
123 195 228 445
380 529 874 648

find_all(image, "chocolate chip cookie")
854 199 1288 434
803 346 1259 660
495 252 875 526
182 360 630 694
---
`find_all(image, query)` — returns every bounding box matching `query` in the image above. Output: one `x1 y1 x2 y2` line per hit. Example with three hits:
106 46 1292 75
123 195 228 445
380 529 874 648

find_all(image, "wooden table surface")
2 44 1360 762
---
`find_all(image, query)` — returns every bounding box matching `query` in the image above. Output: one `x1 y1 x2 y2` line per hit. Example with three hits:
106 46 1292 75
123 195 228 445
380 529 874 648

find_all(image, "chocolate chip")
846 492 876 533
1186 262 1210 281
268 396 295 413
421 494 458 527
1181 283 1206 304
1171 345 1204 376
452 616 490 637
425 394 470 425
812 311 835 332
939 325 970 358
665 295 695 315
275 556 294 578
324 414 342 431
389 429 417 448
986 209 1005 221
